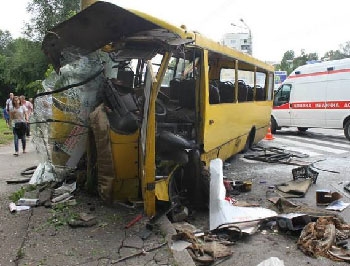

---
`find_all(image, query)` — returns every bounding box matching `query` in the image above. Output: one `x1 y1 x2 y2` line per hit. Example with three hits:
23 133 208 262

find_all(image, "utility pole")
230 19 253 55
239 18 252 55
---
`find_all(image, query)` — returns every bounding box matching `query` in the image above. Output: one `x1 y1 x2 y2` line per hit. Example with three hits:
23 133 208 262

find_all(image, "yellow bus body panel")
110 130 139 201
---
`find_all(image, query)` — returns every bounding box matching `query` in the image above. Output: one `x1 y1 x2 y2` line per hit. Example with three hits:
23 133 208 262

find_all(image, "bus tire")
242 129 255 153
344 120 350 141
297 127 308 132
271 117 277 134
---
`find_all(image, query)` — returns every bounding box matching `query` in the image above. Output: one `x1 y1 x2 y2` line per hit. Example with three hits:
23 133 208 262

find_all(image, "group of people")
4 92 33 156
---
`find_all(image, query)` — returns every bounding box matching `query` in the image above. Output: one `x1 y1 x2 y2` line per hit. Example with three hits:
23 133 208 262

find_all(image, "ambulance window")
280 84 291 101
274 84 291 106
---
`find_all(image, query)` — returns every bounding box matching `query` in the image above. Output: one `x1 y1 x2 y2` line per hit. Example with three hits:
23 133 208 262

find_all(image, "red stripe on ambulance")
291 101 350 109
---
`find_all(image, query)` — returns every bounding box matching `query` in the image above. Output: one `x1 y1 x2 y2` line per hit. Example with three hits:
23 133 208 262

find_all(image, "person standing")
20 95 33 136
3 107 10 127
6 92 14 112
10 96 28 156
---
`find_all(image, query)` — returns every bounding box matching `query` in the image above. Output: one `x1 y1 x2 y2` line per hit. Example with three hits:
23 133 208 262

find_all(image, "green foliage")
279 41 350 74
45 65 55 78
279 50 295 74
48 205 78 228
0 118 13 145
4 38 47 92
8 184 38 202
9 187 26 202
24 0 80 41
0 30 12 54
0 37 47 100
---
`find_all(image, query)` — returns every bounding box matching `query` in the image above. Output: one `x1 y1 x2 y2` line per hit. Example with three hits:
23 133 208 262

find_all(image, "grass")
0 118 13 145
9 185 38 202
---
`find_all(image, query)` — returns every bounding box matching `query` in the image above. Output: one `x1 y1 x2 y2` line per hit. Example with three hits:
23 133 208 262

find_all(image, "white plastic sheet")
209 158 277 231
29 162 56 185
257 257 285 266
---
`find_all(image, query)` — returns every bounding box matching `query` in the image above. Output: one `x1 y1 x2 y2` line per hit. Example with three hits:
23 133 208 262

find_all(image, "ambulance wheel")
297 127 308 132
271 117 277 134
344 120 350 141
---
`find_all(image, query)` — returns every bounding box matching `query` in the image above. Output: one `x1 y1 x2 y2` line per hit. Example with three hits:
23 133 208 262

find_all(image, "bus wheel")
344 120 350 141
271 117 277 134
242 129 255 153
297 127 308 132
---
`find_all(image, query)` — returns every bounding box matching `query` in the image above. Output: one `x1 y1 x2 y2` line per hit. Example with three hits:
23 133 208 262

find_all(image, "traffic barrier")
264 127 274 140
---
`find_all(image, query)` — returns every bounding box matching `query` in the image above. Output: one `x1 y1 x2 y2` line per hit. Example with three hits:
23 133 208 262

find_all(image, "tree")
279 50 295 74
0 30 12 54
2 38 47 96
322 50 345 61
339 41 350 58
24 0 80 41
279 50 319 74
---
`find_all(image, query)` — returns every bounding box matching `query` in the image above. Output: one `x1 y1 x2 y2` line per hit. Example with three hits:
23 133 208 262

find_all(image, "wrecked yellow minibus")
37 1 274 217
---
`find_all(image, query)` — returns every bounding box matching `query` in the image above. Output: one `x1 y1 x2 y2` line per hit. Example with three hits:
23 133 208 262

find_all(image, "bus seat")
218 82 234 103
255 86 265 101
117 70 134 88
247 86 254 101
209 84 220 104
178 79 196 109
169 79 181 100
238 81 247 102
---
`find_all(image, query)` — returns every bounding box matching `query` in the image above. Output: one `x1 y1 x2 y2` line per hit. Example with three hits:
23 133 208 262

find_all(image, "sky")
1 0 350 62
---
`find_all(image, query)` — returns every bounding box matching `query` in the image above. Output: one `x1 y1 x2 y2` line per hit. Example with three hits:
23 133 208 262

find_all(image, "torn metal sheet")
277 213 311 231
325 200 350 211
41 1 194 72
209 159 277 231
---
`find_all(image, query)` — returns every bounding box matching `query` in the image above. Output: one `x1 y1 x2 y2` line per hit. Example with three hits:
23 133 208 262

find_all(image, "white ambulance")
271 58 350 140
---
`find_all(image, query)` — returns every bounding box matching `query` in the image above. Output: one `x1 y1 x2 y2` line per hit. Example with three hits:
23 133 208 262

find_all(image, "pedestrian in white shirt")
10 96 28 156
20 95 33 136
6 92 14 112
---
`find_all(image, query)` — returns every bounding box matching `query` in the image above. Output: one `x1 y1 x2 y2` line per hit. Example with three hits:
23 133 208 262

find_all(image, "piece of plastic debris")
51 192 71 203
209 158 277 231
257 257 285 266
125 214 143 229
9 202 30 213
17 198 39 207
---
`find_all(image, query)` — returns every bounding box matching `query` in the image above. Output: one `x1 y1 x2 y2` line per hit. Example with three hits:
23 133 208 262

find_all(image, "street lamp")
230 19 252 55
239 19 252 55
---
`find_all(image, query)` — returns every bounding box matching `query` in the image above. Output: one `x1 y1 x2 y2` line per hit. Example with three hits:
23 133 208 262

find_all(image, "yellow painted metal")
50 97 77 166
235 60 238 102
127 9 195 42
203 101 272 153
80 0 97 10
155 179 169 202
193 34 274 72
155 165 180 202
142 52 172 216
110 130 139 201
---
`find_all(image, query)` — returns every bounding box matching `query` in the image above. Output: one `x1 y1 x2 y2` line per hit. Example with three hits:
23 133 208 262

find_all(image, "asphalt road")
189 127 350 266
1 129 349 266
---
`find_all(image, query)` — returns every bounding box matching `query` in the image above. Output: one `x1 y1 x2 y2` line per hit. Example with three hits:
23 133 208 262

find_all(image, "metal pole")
240 19 252 55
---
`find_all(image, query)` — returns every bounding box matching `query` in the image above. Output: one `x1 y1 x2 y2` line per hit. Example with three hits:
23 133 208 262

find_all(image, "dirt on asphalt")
0 138 177 266
2 135 350 266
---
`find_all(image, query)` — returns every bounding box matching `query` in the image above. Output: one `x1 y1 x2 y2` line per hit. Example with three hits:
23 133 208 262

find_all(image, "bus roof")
42 1 273 72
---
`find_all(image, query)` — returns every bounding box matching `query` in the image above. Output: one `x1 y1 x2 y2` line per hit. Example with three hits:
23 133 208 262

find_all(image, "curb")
159 215 196 266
